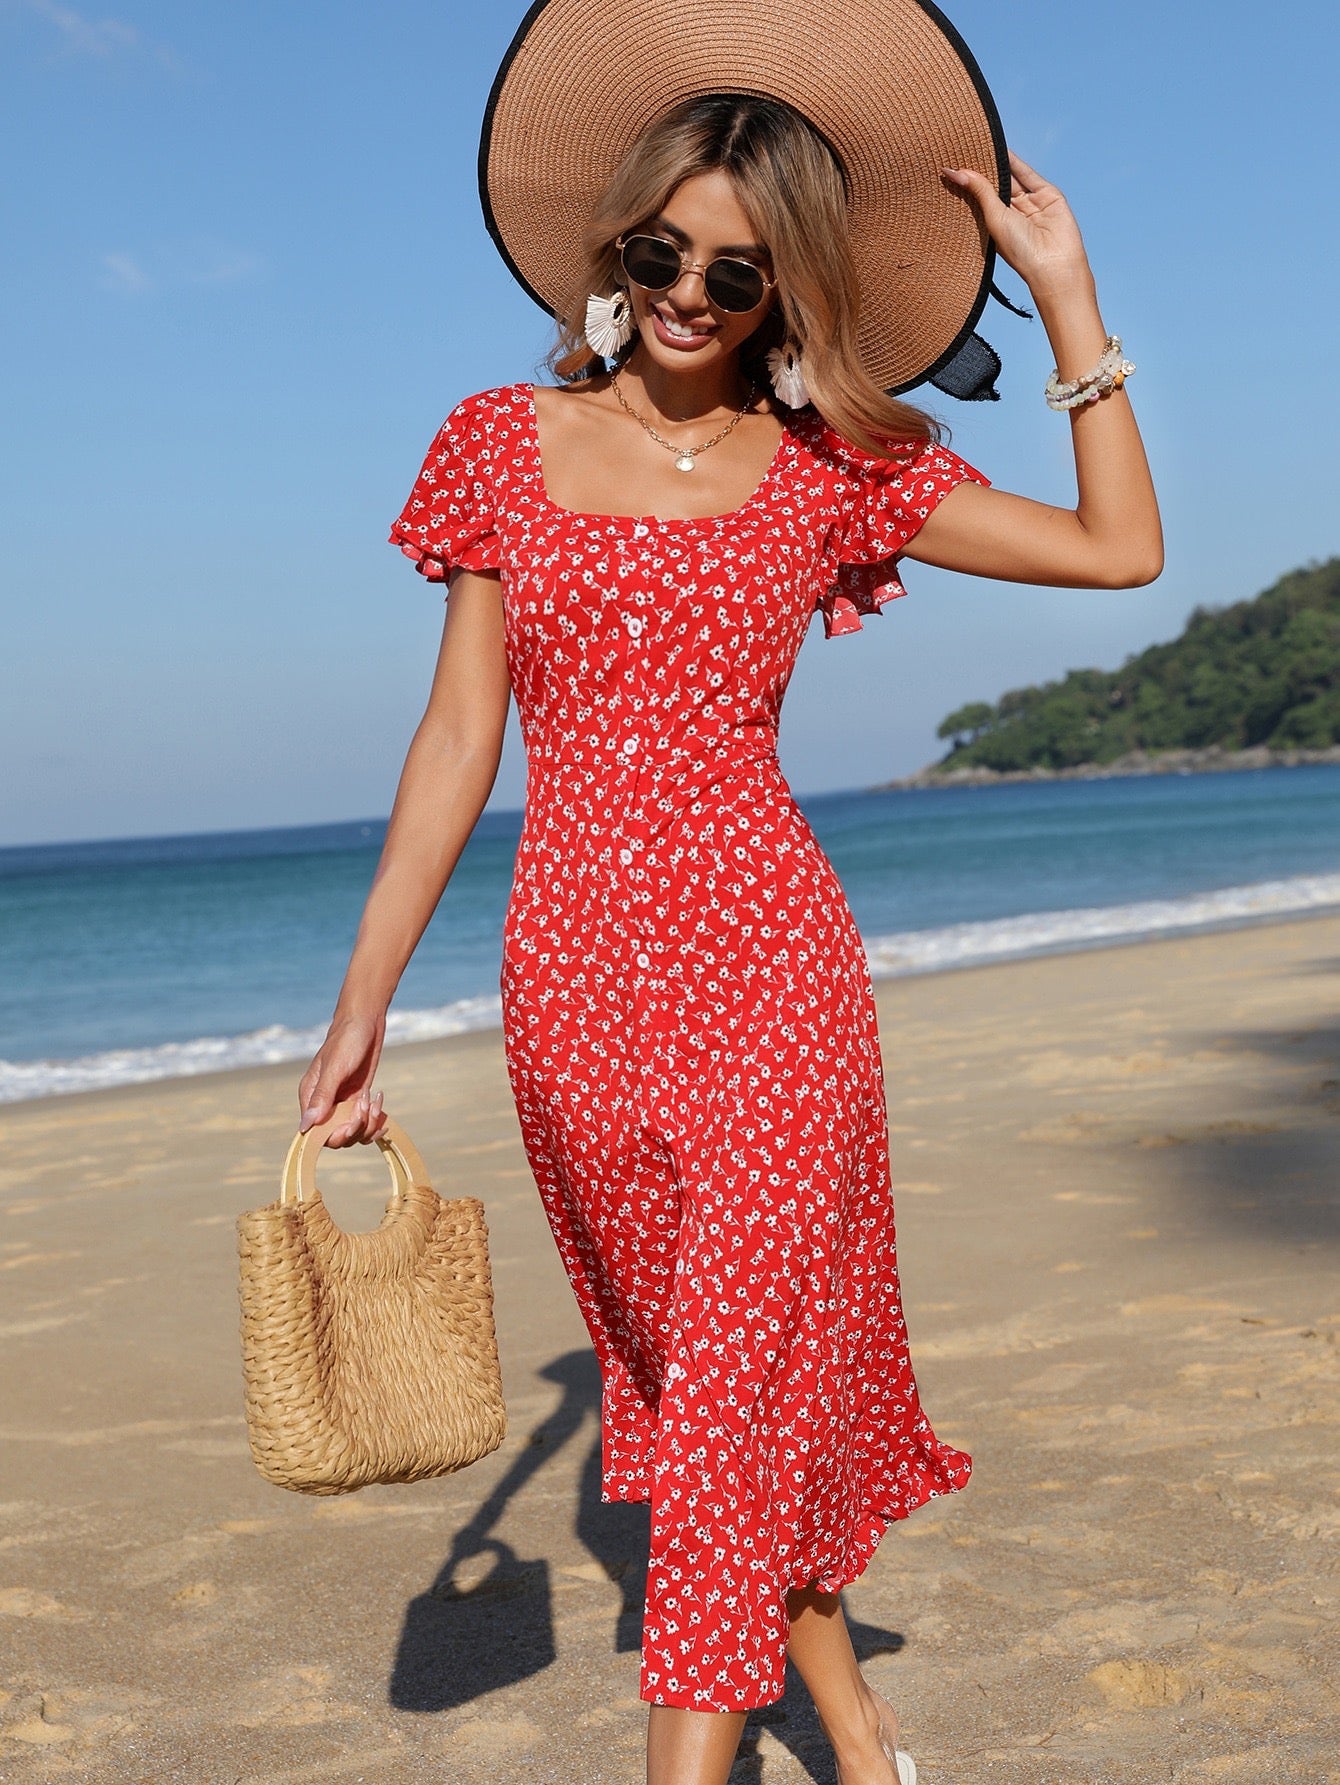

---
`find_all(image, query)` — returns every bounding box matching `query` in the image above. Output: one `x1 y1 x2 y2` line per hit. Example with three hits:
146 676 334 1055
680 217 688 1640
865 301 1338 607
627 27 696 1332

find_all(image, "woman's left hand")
943 151 1092 299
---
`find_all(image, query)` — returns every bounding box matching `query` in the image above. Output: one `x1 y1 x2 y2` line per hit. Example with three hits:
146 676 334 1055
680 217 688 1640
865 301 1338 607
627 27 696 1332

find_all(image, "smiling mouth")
653 304 718 341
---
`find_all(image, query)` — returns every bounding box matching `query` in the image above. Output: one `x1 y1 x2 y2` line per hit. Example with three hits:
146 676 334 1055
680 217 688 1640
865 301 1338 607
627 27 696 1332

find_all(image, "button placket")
610 531 639 679
613 565 655 971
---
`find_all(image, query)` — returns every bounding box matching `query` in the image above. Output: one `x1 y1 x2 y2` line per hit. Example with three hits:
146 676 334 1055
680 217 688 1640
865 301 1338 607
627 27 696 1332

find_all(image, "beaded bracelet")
1045 335 1137 411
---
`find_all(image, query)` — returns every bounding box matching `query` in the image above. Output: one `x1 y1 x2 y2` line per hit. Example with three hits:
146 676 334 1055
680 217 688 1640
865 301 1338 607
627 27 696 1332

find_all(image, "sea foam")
3 870 1339 1104
863 870 1340 976
0 995 503 1105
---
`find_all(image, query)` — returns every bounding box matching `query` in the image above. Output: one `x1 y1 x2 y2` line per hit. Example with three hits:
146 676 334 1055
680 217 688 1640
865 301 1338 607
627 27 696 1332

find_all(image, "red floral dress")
390 383 986 1712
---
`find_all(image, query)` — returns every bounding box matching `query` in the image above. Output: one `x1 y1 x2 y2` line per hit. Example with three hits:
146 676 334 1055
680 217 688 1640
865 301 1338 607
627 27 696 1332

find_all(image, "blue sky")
2 0 1335 846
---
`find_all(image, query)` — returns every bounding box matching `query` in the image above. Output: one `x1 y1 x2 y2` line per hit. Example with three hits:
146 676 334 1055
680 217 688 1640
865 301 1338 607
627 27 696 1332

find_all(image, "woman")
297 5 1160 1781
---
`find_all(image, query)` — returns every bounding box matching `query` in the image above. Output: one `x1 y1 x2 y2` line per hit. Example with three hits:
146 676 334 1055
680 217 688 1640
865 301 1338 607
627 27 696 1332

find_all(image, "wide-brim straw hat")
479 0 1009 395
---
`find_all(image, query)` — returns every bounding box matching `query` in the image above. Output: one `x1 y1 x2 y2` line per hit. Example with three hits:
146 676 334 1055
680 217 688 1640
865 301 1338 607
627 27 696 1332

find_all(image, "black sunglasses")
616 233 775 314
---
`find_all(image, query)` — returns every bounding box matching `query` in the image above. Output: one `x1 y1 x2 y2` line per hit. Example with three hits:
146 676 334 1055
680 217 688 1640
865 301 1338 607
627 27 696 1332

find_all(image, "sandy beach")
1 915 1337 1784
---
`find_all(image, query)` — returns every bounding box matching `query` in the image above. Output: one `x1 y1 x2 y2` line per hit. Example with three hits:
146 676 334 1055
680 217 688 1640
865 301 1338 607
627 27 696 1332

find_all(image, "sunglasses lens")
621 237 681 290
704 260 767 312
620 237 768 312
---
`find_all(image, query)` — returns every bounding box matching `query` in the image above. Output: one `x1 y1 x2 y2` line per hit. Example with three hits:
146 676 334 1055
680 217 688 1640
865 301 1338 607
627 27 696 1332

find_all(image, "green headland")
884 557 1340 788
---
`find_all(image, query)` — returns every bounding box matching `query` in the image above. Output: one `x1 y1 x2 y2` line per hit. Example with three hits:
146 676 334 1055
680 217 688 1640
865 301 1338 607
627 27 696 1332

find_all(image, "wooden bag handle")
279 1098 434 1207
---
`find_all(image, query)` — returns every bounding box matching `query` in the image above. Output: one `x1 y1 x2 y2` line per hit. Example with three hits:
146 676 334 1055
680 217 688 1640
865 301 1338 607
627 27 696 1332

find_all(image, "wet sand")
1 916 1337 1783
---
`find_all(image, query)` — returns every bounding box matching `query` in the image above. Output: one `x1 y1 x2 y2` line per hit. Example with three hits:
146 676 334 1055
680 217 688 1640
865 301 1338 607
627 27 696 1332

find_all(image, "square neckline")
523 382 795 527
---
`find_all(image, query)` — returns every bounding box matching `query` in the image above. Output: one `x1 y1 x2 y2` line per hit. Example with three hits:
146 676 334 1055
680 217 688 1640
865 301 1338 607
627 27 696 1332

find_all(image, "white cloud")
99 250 151 294
17 0 183 71
177 241 265 286
97 241 265 296
23 0 138 57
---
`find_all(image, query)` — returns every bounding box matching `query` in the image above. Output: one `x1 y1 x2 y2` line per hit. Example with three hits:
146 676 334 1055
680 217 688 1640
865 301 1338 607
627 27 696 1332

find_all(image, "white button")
633 523 650 539
636 952 651 969
625 615 644 638
621 736 640 758
618 847 634 865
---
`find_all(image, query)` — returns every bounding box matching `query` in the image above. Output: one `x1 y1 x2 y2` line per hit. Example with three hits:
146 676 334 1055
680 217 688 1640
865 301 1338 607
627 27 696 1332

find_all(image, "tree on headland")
933 558 1340 773
936 701 995 750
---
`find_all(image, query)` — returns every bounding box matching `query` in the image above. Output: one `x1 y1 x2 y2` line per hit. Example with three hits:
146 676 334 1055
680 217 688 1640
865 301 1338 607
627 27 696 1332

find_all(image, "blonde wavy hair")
546 92 942 458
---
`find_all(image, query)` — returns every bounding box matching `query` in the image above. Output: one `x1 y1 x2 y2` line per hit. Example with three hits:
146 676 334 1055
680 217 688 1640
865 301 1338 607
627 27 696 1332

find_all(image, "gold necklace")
611 371 759 473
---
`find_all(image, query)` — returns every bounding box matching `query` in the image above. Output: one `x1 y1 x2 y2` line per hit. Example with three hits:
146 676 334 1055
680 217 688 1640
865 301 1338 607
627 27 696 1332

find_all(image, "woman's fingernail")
300 1106 320 1130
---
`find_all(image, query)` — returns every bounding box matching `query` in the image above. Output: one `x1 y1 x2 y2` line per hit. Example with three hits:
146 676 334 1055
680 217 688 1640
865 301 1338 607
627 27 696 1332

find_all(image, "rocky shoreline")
874 743 1340 791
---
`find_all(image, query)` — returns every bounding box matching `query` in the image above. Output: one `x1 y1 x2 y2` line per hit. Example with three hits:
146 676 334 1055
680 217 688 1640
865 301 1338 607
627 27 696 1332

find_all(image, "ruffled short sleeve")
388 394 503 586
817 438 990 638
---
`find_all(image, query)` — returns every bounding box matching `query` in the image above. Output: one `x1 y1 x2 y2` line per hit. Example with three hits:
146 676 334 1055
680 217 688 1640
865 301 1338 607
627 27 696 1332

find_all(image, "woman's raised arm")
296 568 510 1144
903 152 1163 590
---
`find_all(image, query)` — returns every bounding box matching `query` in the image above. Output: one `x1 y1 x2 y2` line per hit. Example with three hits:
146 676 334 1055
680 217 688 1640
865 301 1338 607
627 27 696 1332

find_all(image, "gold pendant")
675 454 695 473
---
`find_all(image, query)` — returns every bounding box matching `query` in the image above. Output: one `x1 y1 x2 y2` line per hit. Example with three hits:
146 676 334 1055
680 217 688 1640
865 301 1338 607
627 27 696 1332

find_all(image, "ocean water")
2 765 1339 1103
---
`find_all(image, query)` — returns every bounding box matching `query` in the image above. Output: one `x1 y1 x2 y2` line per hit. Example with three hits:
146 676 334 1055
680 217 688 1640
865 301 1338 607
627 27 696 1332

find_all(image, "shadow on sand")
389 1348 637 1711
388 1347 906 1781
1159 1001 1340 1246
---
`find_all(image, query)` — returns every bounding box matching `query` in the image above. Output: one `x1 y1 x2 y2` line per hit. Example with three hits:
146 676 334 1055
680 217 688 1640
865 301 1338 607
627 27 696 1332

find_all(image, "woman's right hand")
297 1009 389 1147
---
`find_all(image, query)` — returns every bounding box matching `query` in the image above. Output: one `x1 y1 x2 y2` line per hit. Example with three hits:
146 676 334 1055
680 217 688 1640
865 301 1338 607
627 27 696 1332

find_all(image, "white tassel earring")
767 342 810 408
584 287 634 359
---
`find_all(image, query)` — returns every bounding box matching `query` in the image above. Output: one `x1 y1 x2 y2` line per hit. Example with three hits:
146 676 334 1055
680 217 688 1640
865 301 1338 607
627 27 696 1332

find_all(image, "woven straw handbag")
235 1103 507 1495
